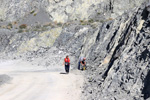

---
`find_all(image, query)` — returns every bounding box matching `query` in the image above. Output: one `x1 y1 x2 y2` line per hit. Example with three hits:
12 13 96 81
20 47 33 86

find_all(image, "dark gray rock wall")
0 0 150 100
82 2 150 100
55 1 150 100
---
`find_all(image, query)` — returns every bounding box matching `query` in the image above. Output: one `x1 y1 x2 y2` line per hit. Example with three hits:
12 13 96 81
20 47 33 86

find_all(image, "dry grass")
108 18 113 21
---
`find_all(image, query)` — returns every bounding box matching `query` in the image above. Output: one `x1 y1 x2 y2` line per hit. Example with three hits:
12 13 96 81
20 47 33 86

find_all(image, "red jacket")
65 58 70 63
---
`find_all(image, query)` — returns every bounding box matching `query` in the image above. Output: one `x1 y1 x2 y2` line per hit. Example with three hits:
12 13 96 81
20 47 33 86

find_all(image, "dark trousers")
65 65 70 73
78 62 80 70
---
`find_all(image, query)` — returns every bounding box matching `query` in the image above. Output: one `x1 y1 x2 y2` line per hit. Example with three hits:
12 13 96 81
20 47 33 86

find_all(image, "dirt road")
0 60 83 100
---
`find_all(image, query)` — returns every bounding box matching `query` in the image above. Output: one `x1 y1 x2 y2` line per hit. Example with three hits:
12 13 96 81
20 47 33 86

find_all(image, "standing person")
63 56 70 74
78 57 86 70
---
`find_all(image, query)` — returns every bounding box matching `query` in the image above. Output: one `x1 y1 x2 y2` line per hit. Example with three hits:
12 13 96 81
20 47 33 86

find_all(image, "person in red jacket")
63 55 70 74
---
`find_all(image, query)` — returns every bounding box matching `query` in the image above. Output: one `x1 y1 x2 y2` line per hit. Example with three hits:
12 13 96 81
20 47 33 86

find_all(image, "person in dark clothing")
78 57 86 70
63 56 70 73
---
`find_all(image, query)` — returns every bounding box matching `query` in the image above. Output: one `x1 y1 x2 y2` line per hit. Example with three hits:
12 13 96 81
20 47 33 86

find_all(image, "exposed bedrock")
0 0 150 100
82 2 150 100
55 1 150 100
0 0 146 23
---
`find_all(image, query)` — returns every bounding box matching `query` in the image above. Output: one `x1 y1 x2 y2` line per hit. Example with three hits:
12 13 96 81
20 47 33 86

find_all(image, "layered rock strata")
0 0 150 100
55 1 150 100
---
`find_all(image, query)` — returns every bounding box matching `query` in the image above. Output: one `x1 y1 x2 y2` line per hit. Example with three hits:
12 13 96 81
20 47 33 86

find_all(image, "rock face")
82 2 150 100
55 1 150 100
0 26 62 57
0 0 146 23
0 0 150 100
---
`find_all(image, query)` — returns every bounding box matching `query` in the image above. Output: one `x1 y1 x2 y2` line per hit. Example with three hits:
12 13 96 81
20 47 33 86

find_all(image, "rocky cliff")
55 1 150 100
0 0 150 100
82 2 150 100
0 0 146 23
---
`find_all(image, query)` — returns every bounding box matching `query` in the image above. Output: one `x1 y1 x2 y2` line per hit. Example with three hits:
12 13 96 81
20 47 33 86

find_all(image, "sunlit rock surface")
0 0 150 100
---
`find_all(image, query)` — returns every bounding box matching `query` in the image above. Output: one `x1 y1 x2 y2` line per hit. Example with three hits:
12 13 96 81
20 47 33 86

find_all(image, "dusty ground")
0 60 84 100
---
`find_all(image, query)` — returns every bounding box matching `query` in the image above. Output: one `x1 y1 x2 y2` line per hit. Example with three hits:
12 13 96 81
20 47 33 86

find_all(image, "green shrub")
80 20 84 23
18 29 24 33
97 12 101 15
80 20 87 25
33 13 37 16
7 23 13 28
57 23 62 27
30 10 35 14
19 24 27 29
88 19 94 23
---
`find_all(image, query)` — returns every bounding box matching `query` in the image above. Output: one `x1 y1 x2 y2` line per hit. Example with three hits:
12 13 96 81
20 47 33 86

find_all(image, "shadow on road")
60 72 67 74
